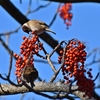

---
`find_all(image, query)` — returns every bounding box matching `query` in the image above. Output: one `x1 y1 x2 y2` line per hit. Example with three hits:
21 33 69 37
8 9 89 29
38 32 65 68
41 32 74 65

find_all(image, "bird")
22 65 38 88
22 20 56 35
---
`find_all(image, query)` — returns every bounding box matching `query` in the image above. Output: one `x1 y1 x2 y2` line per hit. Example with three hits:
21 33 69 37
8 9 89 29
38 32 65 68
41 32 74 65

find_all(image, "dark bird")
22 65 38 88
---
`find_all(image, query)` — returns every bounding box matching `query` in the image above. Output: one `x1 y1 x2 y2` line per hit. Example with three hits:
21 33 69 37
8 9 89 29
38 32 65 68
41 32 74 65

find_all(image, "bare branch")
49 3 61 27
46 53 57 73
0 26 21 36
46 41 67 74
0 82 76 94
20 0 22 4
87 48 99 58
28 0 32 11
42 0 100 3
8 51 13 78
38 38 48 55
26 1 51 16
0 82 96 99
49 41 66 58
50 43 67 82
34 59 58 64
37 92 75 99
20 94 26 100
0 37 12 55
93 73 99 82
85 48 100 66
36 53 46 59
85 59 100 66
0 74 23 87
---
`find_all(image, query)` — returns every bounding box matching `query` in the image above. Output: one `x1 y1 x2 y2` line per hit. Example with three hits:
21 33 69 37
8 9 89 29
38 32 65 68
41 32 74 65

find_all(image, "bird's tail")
30 81 35 88
46 29 56 34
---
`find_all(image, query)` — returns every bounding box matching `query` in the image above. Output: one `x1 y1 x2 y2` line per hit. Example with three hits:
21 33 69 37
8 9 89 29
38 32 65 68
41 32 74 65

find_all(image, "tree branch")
43 0 100 3
0 82 96 100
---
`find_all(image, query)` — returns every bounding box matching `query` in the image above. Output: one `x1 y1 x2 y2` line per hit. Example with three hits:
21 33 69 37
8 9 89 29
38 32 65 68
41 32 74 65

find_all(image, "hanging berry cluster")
14 35 43 83
58 3 73 29
58 39 95 98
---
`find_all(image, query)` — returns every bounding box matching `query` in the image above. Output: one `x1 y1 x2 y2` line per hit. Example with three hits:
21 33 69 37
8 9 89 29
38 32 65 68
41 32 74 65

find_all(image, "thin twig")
26 2 51 16
93 72 99 82
8 51 13 78
20 0 22 3
0 26 21 36
54 92 75 100
0 74 23 86
28 0 32 11
38 38 48 55
47 41 67 73
49 43 61 58
0 37 12 55
85 59 100 66
49 41 67 58
20 94 26 100
49 64 63 82
0 74 7 80
49 44 67 82
7 77 23 86
87 48 99 58
46 53 57 73
49 3 61 27
69 79 78 93
36 53 46 59
92 49 97 62
34 59 58 64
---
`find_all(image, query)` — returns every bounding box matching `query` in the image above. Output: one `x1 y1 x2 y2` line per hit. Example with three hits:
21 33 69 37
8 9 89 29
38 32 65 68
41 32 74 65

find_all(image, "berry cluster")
58 39 94 98
14 35 43 83
58 3 73 29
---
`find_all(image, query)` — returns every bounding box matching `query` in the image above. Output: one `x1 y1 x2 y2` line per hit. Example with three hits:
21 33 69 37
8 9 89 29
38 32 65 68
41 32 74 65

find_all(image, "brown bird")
22 65 38 88
22 20 56 35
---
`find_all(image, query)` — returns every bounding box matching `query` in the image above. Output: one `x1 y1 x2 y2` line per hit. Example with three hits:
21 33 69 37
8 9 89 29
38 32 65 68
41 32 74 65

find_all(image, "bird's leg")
31 31 34 34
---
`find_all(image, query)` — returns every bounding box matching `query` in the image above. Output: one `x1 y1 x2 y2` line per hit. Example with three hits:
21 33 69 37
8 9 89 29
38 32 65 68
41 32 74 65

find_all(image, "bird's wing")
35 20 49 27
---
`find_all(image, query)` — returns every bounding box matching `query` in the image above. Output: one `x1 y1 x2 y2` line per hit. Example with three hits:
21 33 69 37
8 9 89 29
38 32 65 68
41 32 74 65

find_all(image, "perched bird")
22 65 38 88
22 20 56 35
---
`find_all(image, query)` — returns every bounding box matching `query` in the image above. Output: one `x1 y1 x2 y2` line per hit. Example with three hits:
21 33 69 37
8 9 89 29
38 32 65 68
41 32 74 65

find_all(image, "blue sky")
0 1 100 100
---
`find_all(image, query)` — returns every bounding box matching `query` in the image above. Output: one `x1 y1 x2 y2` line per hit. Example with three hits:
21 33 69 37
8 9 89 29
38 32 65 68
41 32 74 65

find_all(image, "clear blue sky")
0 1 100 100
